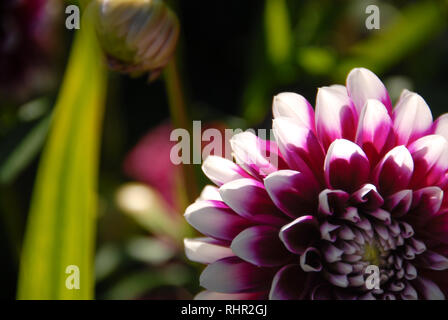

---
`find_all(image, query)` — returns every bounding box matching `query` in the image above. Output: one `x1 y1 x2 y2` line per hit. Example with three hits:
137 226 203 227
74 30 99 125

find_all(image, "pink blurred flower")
124 122 179 209
185 68 448 300
124 121 228 210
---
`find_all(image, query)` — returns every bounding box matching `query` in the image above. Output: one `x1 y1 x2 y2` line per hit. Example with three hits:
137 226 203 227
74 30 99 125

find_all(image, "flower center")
362 242 381 266
307 186 429 299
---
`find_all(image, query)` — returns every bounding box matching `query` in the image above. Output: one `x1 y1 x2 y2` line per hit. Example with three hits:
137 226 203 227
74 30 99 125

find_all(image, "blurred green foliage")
336 0 447 80
0 0 447 299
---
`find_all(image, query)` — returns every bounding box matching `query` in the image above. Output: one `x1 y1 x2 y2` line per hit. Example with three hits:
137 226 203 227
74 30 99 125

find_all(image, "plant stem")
164 58 198 208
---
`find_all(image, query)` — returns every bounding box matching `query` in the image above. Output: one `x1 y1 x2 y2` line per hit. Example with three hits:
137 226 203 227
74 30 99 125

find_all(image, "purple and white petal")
272 92 315 132
202 155 250 186
264 170 319 218
407 187 444 225
346 67 392 114
350 184 384 210
198 185 223 201
432 113 448 140
200 257 276 293
409 135 448 188
416 250 448 271
318 189 350 216
273 117 325 182
324 139 370 192
393 90 433 145
374 146 414 196
269 264 310 300
230 132 281 179
412 276 445 300
184 238 234 264
315 86 357 149
279 215 320 254
220 178 289 225
384 190 413 217
184 200 252 241
231 226 291 267
346 68 392 114
355 99 393 164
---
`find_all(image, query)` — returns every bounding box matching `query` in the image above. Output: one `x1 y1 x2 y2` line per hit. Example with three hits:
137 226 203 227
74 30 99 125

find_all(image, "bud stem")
164 58 198 207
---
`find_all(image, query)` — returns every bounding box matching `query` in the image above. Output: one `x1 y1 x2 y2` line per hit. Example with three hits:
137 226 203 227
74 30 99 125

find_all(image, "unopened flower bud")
92 0 180 81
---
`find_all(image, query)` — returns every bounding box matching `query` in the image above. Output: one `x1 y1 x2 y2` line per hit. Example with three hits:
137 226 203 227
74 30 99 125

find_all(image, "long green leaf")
17 9 107 299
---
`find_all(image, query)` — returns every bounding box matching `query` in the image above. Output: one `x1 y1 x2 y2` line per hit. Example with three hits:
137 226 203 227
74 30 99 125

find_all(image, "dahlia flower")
184 68 448 300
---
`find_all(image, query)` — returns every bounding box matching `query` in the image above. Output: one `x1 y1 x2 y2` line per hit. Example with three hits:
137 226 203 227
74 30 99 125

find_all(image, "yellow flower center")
363 242 381 266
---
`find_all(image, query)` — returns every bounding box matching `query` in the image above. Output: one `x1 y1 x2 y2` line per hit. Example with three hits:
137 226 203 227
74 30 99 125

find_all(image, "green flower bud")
92 0 180 80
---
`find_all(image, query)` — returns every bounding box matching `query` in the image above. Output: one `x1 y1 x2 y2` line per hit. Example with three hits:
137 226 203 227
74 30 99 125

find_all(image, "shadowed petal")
184 238 234 264
264 170 319 218
423 212 448 245
315 86 357 149
384 190 413 217
412 276 445 300
322 243 344 263
409 135 448 188
393 90 433 145
416 250 448 271
279 215 320 254
273 92 315 132
324 139 370 192
406 187 443 226
355 99 393 164
318 189 350 216
300 247 323 272
273 117 324 183
200 257 276 293
350 184 384 210
220 178 289 225
374 146 414 196
311 284 334 299
346 68 392 114
184 200 252 241
202 156 250 186
320 221 340 242
324 271 349 288
231 226 291 267
269 264 310 300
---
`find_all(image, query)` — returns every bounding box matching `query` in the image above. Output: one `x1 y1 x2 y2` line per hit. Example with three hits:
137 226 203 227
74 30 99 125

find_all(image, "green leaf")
17 8 107 300
0 114 51 184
